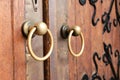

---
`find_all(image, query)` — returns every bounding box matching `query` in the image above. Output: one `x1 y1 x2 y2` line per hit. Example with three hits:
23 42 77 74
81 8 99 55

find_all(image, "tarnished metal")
32 0 38 12
60 24 82 38
60 25 85 57
79 0 86 5
22 21 34 38
60 24 70 39
22 21 53 61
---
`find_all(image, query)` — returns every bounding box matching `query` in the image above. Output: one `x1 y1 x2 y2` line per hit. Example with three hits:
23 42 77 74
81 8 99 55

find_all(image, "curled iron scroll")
81 43 120 80
79 0 120 34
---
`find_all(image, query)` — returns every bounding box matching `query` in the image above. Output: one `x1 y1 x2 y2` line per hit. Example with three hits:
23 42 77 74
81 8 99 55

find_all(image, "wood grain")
0 0 13 80
23 0 120 80
102 1 113 79
76 0 92 79
12 0 26 80
49 0 58 80
43 0 51 80
49 0 69 80
49 0 120 80
67 0 77 80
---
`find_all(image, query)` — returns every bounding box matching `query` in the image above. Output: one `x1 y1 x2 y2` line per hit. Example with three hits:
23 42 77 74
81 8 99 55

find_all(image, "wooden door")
48 0 120 80
0 0 120 80
0 0 25 80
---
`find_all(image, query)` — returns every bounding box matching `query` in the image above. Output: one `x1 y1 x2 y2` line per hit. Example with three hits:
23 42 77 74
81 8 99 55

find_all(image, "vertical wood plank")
56 0 69 80
75 0 92 79
91 1 103 79
102 1 113 79
0 0 13 80
103 0 120 79
43 0 51 80
12 0 26 80
112 1 120 79
49 0 58 80
49 0 69 79
67 0 77 80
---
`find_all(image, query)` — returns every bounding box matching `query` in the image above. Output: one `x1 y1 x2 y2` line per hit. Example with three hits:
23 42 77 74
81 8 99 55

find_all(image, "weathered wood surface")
0 0 13 80
49 0 120 80
0 0 25 80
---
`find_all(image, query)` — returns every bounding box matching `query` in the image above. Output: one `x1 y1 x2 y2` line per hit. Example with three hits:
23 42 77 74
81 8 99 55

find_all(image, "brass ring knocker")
68 29 84 57
61 25 85 57
22 21 53 61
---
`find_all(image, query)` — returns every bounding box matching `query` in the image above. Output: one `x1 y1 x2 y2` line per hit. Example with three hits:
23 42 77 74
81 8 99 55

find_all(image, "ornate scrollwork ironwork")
89 0 100 26
79 0 120 34
79 1 120 79
81 43 120 80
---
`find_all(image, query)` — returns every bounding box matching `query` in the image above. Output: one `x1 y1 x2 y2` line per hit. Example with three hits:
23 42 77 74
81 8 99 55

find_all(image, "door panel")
0 0 25 80
76 0 93 79
48 0 120 80
0 0 13 80
49 0 69 80
70 0 120 80
12 0 25 80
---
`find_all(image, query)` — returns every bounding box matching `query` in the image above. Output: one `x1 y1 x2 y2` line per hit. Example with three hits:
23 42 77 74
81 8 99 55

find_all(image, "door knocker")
22 21 53 61
60 24 85 57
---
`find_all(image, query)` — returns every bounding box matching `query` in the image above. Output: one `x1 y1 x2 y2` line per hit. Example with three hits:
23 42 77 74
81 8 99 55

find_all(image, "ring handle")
22 21 53 61
68 30 84 57
61 25 85 57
